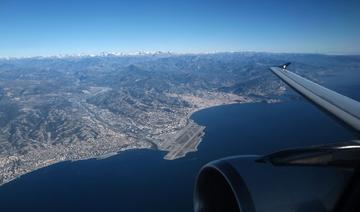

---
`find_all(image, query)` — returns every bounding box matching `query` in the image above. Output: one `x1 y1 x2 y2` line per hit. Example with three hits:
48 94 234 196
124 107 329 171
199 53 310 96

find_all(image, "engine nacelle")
194 155 352 212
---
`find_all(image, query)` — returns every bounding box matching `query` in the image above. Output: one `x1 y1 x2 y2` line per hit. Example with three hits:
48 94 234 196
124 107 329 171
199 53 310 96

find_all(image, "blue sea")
0 73 358 212
0 101 356 212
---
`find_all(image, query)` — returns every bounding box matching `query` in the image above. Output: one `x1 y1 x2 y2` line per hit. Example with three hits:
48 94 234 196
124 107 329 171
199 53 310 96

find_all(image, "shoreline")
0 99 279 187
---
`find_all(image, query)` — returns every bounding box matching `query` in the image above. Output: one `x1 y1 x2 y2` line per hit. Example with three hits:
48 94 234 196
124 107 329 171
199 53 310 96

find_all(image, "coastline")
0 98 279 187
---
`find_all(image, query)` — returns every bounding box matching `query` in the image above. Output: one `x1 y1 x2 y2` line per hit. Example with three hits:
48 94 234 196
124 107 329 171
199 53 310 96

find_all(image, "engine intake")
194 159 256 212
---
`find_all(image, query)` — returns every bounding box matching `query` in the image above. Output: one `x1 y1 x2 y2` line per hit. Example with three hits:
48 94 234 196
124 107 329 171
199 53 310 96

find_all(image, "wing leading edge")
270 64 360 133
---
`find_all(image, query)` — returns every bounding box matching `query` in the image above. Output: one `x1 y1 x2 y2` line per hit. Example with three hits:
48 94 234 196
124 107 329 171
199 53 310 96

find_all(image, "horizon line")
0 50 359 60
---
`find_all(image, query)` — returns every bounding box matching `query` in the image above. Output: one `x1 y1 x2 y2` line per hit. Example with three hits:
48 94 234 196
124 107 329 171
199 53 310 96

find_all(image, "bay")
0 99 355 212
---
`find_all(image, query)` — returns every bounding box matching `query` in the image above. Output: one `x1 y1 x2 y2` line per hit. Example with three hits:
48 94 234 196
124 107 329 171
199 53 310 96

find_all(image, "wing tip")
279 62 291 69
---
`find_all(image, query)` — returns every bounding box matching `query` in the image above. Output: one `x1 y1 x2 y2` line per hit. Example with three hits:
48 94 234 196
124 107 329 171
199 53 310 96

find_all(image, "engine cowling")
194 155 352 212
194 157 256 212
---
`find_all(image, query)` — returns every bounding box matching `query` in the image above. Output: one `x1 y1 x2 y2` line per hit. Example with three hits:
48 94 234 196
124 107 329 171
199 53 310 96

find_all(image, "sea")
0 73 358 212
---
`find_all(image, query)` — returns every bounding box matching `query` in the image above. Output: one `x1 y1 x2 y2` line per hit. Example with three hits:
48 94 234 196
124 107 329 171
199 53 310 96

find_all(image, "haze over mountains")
0 52 359 185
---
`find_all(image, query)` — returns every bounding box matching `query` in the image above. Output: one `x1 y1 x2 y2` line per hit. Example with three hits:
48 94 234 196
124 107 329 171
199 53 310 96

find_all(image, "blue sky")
0 0 359 57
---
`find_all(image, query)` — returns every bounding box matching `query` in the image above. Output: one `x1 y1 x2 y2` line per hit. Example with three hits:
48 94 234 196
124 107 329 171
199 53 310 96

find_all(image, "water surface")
0 99 355 212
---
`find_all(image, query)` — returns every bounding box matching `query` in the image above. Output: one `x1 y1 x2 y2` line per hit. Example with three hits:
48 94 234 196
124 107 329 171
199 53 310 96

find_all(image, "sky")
0 0 359 57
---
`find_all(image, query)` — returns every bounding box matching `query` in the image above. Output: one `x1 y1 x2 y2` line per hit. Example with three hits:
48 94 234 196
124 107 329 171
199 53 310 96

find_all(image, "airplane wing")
194 63 360 212
270 64 360 133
